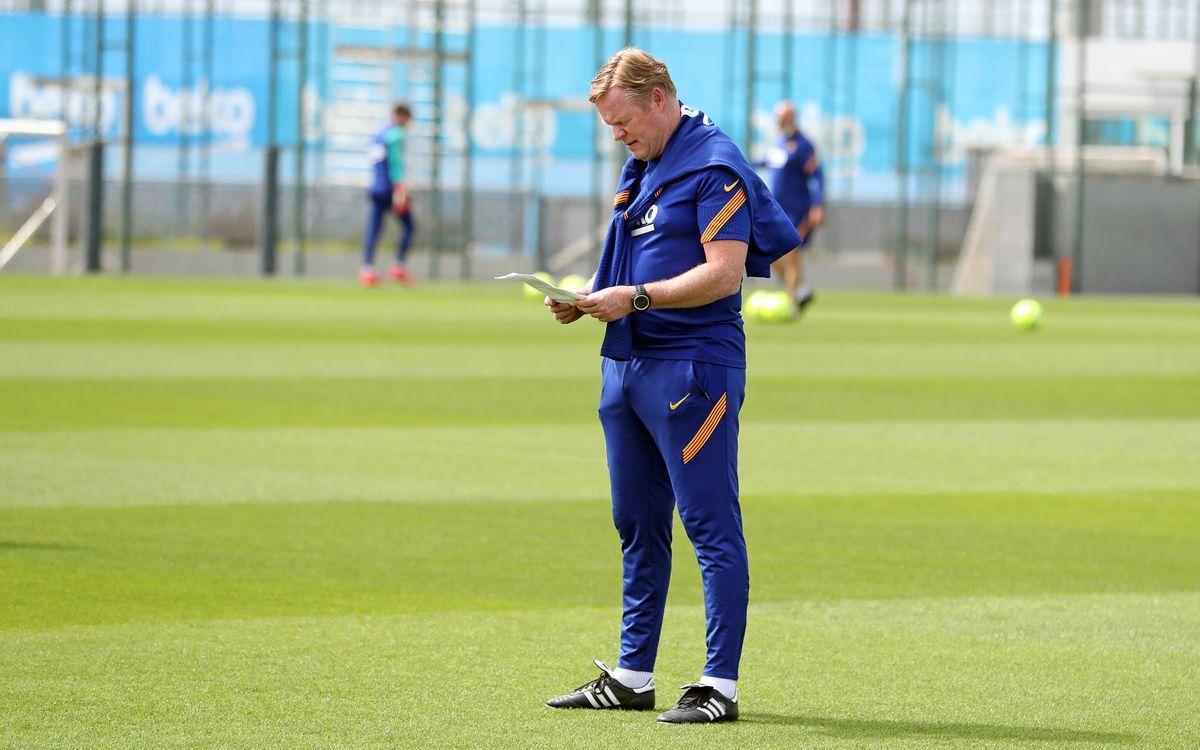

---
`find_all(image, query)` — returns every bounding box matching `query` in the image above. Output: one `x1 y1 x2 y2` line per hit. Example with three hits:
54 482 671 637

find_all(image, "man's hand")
577 285 634 323
799 206 825 239
392 183 409 213
545 296 584 325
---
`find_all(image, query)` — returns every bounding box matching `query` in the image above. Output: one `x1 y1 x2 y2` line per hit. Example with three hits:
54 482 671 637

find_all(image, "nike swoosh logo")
724 180 739 192
669 394 691 410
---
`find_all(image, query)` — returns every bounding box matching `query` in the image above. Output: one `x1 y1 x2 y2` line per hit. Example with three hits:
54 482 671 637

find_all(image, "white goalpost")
0 118 70 275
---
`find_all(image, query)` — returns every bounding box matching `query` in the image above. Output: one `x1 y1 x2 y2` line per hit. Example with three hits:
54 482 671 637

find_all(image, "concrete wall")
4 176 971 259
1077 175 1200 294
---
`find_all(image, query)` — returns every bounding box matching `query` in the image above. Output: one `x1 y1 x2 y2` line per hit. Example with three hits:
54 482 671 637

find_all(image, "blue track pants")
599 356 748 680
362 189 414 266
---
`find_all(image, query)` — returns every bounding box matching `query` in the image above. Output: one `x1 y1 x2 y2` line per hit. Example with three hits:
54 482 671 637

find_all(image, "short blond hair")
589 47 677 106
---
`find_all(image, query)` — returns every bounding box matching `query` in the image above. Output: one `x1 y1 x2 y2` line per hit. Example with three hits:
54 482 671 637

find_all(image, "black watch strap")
633 284 651 312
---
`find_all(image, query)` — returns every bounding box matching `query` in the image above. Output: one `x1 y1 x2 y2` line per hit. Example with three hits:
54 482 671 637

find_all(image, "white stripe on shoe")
603 686 619 706
585 691 601 708
712 700 726 717
698 704 717 720
595 691 611 707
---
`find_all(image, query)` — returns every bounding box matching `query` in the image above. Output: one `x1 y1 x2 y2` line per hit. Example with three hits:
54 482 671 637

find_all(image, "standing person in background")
764 100 824 314
361 103 416 287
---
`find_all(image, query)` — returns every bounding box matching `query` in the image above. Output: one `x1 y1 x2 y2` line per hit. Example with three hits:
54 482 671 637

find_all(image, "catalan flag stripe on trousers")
598 356 748 680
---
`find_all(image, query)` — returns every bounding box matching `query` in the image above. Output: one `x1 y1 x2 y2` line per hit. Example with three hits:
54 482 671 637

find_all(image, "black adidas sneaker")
657 683 739 723
546 660 655 711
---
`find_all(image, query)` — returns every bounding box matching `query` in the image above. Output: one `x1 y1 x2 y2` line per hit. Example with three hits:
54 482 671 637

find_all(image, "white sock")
612 667 653 690
699 675 737 701
796 283 813 301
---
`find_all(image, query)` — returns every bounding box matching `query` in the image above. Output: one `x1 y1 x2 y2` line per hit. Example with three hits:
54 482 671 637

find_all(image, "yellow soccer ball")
558 274 589 294
1010 299 1044 331
524 271 555 301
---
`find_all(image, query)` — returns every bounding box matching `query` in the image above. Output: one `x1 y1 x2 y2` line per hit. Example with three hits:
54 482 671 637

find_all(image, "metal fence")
2 0 1199 291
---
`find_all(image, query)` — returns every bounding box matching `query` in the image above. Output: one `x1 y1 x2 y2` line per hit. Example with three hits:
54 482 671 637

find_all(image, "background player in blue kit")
543 48 802 724
361 103 416 287
764 100 825 313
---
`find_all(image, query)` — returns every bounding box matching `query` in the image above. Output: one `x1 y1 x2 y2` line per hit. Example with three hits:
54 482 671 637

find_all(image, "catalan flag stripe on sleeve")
613 190 630 207
700 188 747 244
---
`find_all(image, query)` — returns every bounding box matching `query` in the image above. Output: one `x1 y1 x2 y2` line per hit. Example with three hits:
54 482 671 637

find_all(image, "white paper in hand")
494 273 585 303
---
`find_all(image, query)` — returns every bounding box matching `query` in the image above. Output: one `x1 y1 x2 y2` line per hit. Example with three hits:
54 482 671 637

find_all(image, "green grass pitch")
1 274 1198 748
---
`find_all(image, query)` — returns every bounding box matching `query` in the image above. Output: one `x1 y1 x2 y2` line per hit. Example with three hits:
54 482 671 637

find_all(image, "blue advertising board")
2 12 1050 200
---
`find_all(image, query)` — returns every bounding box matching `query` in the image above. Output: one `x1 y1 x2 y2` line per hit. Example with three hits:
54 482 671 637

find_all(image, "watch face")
633 294 650 311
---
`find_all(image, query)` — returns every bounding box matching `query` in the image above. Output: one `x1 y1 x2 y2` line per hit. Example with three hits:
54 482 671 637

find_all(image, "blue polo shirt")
623 165 751 368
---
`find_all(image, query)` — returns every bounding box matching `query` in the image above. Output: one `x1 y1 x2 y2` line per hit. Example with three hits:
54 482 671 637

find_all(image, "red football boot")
389 264 417 286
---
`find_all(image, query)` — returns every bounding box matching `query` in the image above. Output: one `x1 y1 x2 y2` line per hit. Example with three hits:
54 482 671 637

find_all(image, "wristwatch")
632 284 651 312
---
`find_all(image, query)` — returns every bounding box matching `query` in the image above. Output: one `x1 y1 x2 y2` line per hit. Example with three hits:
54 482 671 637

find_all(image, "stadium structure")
1 0 1199 294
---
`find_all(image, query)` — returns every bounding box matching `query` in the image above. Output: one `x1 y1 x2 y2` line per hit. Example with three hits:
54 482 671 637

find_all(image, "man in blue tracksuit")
764 100 825 313
544 48 802 724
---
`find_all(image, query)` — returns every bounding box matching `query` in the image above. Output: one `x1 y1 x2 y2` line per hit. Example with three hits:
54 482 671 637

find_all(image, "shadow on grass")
742 714 1137 744
0 541 83 552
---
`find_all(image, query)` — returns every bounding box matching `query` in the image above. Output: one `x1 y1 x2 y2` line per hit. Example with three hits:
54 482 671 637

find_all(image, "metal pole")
461 0 476 280
311 0 327 254
1192 0 1199 296
823 0 838 203
623 0 632 48
85 0 105 273
293 0 309 276
56 0 73 275
510 0 525 256
1016 0 1030 127
1188 0 1200 167
91 1 103 176
590 0 604 266
820 0 842 255
0 140 6 242
177 2 192 247
743 0 757 154
1045 0 1059 151
894 0 913 290
926 0 945 292
119 0 134 272
1186 77 1198 167
533 0 548 271
723 0 737 128
261 0 280 275
1043 0 1059 261
782 0 793 99
843 3 861 208
431 0 445 280
1071 0 1088 293
61 0 72 92
85 142 104 272
200 0 214 252
51 127 69 274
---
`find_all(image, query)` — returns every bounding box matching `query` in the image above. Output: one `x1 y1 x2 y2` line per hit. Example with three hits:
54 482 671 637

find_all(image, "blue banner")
2 12 1050 200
